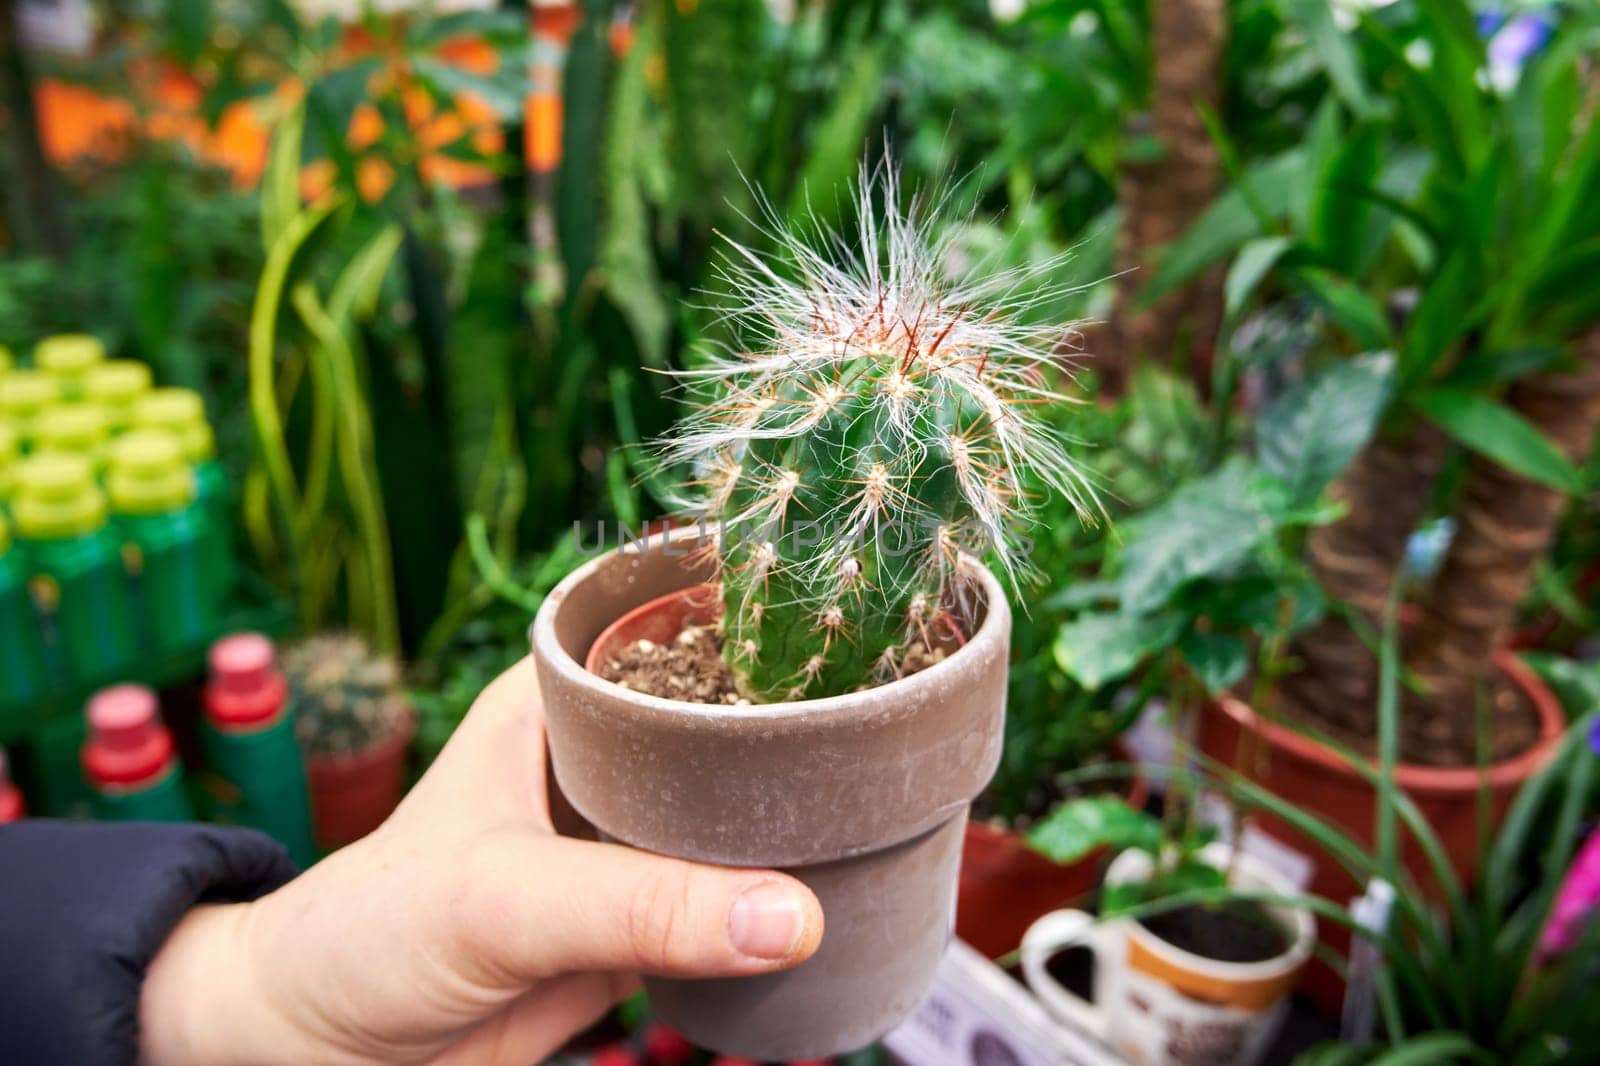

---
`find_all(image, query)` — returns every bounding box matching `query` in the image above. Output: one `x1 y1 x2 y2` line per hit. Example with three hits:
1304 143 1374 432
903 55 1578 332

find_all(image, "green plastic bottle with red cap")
201 633 317 866
0 513 49 729
82 684 194 822
35 334 106 402
13 453 138 688
108 429 217 655
133 388 233 598
0 746 25 822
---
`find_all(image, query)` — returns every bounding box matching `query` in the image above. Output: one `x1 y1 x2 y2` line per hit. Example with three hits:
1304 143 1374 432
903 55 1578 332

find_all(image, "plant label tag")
883 939 1127 1066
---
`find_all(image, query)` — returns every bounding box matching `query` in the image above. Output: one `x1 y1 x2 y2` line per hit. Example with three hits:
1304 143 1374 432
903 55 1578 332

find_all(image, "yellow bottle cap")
0 370 64 428
134 388 215 462
108 429 196 515
33 404 111 464
85 361 154 428
35 334 107 375
12 453 107 539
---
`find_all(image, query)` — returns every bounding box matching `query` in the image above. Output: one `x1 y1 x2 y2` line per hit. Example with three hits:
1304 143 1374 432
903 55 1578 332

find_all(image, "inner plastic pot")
531 529 1011 1059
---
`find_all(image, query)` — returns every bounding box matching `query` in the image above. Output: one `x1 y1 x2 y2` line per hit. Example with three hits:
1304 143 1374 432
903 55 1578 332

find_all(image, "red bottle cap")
82 685 176 788
204 633 289 728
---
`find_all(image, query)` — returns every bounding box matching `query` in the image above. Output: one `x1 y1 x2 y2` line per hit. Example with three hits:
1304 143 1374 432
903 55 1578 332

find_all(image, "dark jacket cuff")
0 820 298 1066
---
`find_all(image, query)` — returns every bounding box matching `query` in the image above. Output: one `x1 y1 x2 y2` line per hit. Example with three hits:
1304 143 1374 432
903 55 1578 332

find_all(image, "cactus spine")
664 164 1098 703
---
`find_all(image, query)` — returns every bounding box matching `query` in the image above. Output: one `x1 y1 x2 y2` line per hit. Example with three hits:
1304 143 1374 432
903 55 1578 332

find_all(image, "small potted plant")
530 165 1099 1060
285 633 417 850
1021 796 1313 1066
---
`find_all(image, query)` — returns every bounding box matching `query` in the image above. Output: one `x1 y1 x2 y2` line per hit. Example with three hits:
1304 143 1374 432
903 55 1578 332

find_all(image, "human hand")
140 656 824 1065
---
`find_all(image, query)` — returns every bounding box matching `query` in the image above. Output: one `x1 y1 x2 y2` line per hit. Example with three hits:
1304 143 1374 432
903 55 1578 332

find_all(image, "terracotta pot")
305 718 415 850
1196 650 1565 1015
956 752 1151 961
531 531 1010 1060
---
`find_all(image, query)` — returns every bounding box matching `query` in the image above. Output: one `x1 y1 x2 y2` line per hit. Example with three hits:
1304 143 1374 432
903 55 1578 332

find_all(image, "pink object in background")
1539 822 1600 961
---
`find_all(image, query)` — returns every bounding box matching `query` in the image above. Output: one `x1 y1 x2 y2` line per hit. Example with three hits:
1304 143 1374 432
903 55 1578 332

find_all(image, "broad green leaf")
261 107 304 251
1224 236 1293 319
1282 0 1378 119
1368 1033 1485 1066
1258 353 1394 506
1117 459 1270 614
328 226 402 325
1442 346 1565 391
1052 611 1182 689
412 56 525 121
1292 267 1394 350
1028 796 1162 865
1177 631 1249 695
787 44 885 229
1413 387 1583 493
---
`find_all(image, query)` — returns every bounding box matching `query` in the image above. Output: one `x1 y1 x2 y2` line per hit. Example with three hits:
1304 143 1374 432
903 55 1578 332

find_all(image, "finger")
431 973 636 1066
400 656 553 829
458 835 823 981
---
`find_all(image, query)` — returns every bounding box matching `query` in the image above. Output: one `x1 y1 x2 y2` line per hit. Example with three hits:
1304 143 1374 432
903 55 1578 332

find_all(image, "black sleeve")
0 820 299 1066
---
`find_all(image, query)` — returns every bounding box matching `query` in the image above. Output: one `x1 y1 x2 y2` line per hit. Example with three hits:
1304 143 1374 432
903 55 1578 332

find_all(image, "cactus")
661 163 1099 702
284 633 413 758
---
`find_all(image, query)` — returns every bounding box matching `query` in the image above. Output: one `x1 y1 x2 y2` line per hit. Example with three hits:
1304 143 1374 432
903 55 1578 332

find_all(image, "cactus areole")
660 164 1097 703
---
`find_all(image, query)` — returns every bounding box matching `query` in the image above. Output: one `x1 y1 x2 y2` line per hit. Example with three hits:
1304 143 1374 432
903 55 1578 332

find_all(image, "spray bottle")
202 634 317 866
0 513 48 728
133 389 233 597
34 334 106 402
84 360 153 435
0 370 63 450
82 684 194 822
34 403 111 474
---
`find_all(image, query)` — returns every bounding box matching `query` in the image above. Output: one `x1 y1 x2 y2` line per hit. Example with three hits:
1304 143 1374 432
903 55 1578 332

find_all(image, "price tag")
883 940 1126 1066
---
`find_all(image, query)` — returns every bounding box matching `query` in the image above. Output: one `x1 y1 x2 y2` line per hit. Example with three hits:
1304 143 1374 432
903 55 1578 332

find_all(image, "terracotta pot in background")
532 531 1011 1060
1197 650 1565 1015
956 752 1151 961
305 718 415 850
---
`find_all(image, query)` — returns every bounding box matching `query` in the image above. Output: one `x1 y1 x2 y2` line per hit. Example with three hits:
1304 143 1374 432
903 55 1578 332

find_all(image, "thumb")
460 834 824 981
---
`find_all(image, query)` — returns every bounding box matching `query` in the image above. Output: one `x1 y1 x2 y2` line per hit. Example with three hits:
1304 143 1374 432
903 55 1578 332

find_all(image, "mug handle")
1020 909 1112 1042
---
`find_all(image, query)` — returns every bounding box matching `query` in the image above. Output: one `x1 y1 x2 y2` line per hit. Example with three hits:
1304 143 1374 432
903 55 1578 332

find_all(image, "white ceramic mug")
1021 844 1313 1066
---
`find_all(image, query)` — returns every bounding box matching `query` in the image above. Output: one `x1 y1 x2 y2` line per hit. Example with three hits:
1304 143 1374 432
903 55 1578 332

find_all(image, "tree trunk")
1405 330 1600 762
1098 0 1226 397
1278 425 1446 733
0 0 71 259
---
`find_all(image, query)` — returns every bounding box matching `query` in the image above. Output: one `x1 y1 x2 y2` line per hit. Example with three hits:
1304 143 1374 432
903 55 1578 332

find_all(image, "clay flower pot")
305 718 415 851
531 530 1011 1060
956 752 1151 961
1196 649 1565 1014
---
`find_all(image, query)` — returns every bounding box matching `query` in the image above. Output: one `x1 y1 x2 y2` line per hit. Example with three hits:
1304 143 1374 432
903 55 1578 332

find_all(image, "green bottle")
133 389 234 598
83 684 194 822
0 514 49 736
84 360 153 435
12 454 138 689
34 403 111 475
108 430 217 655
0 370 63 451
34 334 106 402
202 633 317 866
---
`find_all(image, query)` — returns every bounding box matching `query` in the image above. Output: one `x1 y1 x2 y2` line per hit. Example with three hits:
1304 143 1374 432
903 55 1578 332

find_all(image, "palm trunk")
1278 425 1446 732
1098 0 1226 397
1405 330 1600 762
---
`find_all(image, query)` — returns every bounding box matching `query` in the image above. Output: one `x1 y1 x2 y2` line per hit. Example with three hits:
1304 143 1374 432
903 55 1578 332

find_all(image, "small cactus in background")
661 163 1098 702
284 633 413 758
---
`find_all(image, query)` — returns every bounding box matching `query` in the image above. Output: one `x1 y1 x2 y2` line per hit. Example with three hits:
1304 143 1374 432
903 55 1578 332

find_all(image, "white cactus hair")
660 155 1103 590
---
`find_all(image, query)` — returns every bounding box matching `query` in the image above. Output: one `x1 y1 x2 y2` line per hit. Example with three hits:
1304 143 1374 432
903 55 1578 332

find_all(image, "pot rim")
1211 649 1566 795
1107 842 1316 981
532 527 1011 724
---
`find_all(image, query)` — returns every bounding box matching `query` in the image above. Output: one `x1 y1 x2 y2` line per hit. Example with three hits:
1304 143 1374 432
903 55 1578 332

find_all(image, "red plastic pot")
955 752 1150 961
1197 649 1565 1015
305 718 415 851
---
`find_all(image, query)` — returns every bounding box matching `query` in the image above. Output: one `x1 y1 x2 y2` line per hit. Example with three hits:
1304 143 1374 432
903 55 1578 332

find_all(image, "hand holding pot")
139 656 824 1066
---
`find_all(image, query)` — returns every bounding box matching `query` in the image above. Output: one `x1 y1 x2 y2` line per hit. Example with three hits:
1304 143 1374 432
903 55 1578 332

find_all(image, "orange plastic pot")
306 719 415 851
955 754 1150 961
1197 650 1565 1015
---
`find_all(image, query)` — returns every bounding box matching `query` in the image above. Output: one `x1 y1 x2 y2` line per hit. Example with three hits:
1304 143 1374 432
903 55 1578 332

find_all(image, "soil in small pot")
1138 900 1290 964
598 622 948 705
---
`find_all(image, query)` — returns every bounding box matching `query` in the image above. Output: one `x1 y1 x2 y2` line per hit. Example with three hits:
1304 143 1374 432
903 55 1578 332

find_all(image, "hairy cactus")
662 164 1098 702
284 633 413 758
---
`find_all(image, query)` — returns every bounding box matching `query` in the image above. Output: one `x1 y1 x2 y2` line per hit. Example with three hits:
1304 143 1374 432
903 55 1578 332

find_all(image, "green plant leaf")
1028 796 1162 865
1053 611 1182 689
1291 267 1394 350
1442 346 1565 391
1258 353 1394 506
1224 236 1293 320
1367 1033 1486 1066
1177 630 1249 694
261 105 304 251
1281 0 1378 119
1117 459 1270 614
786 44 885 229
1412 387 1583 493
